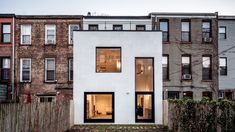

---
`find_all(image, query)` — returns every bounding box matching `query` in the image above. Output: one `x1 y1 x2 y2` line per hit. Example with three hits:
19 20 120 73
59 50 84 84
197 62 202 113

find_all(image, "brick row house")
0 14 14 102
150 13 219 100
14 15 82 102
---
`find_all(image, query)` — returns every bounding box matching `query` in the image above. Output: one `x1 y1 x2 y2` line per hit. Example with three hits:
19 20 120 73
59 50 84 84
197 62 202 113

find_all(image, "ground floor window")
168 91 180 99
38 95 55 102
183 91 193 99
84 92 114 123
202 91 212 100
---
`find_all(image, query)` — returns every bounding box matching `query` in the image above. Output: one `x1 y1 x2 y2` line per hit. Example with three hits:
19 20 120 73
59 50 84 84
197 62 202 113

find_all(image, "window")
21 25 31 44
45 58 55 82
84 92 114 123
113 25 123 30
96 47 121 73
38 95 55 102
89 25 98 31
136 25 146 31
20 58 31 82
202 21 211 42
220 57 227 75
219 26 226 39
202 91 212 100
183 91 193 99
45 25 56 44
1 24 11 43
160 20 169 42
69 24 79 44
168 91 180 99
202 55 212 80
181 20 190 42
1 58 10 80
162 55 169 80
69 58 73 81
182 55 191 79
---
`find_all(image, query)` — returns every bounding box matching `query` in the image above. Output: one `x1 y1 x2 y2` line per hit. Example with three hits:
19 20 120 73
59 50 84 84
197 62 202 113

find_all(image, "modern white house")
73 16 162 124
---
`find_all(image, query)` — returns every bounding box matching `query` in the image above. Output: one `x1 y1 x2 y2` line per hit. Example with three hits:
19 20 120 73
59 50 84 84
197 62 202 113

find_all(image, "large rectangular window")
84 92 114 123
1 58 10 80
96 47 121 73
202 21 212 43
45 58 55 82
220 57 227 76
45 25 56 44
89 25 98 31
181 20 190 42
21 25 31 44
69 58 73 81
162 55 169 80
202 55 212 80
20 58 31 82
113 25 123 31
182 55 191 80
219 26 226 39
69 24 79 44
168 91 180 99
160 20 169 42
1 24 11 43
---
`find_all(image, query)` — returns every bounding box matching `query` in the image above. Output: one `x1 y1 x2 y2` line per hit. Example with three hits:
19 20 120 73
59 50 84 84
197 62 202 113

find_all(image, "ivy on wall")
169 98 235 132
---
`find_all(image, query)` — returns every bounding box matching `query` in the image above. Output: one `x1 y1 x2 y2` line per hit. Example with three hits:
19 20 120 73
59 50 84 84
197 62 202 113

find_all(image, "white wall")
83 18 152 30
73 31 162 124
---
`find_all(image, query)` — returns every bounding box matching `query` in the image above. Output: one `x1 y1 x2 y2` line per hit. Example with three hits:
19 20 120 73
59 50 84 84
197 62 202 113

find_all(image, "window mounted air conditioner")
182 74 192 80
203 37 212 43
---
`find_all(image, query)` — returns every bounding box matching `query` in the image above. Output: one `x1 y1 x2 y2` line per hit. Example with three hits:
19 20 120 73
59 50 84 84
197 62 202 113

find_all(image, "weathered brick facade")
14 15 82 102
152 13 219 100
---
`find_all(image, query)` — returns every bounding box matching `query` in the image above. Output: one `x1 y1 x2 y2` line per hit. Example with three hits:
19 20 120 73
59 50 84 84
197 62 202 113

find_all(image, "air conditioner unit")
47 39 55 44
182 74 192 80
203 37 212 43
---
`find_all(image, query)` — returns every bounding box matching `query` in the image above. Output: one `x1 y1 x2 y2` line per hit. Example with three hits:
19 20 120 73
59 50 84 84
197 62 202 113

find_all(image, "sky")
0 0 235 16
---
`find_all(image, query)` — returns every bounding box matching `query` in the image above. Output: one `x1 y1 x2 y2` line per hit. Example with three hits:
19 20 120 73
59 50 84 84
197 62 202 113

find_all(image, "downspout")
12 16 15 102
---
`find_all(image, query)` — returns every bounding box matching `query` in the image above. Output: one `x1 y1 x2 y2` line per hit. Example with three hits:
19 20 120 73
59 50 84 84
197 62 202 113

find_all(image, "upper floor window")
181 20 190 42
21 25 31 44
89 24 98 31
69 24 79 44
219 57 227 76
20 58 31 82
136 25 146 31
160 20 169 42
1 24 11 43
96 47 121 73
202 55 212 80
219 26 226 39
1 58 10 80
113 25 123 31
45 25 56 44
45 58 55 82
182 55 191 80
202 21 212 43
69 58 73 81
162 55 169 80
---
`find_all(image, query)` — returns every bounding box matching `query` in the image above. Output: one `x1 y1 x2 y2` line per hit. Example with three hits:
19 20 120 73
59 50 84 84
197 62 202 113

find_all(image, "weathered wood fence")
0 102 70 132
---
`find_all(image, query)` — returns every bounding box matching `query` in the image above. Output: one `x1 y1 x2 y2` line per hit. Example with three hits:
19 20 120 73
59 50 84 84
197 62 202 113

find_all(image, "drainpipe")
12 16 15 102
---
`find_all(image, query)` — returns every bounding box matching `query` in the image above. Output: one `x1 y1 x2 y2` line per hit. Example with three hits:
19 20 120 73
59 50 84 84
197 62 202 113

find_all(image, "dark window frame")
202 20 212 41
1 23 11 44
113 25 123 31
168 91 180 99
68 58 73 81
219 26 227 39
159 19 169 42
181 19 191 42
202 55 212 80
96 47 122 73
0 57 11 81
84 92 115 123
181 54 192 79
162 54 169 80
45 58 56 82
202 91 213 100
183 91 193 99
136 25 146 31
219 57 227 76
88 24 99 31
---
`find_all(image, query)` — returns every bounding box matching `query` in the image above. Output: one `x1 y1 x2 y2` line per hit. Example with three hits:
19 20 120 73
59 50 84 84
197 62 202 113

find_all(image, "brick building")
0 14 14 102
150 12 219 100
14 15 82 102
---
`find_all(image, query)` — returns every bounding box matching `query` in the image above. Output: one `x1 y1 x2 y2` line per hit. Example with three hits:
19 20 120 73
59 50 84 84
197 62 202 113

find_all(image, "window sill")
0 42 11 44
20 81 31 83
45 44 56 46
68 80 73 84
20 44 32 46
180 41 192 44
163 41 170 44
44 81 57 84
201 42 213 44
201 80 213 82
181 79 192 82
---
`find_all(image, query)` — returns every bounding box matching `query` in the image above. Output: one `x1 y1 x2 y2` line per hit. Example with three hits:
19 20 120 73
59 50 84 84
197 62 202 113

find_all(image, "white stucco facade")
73 31 162 124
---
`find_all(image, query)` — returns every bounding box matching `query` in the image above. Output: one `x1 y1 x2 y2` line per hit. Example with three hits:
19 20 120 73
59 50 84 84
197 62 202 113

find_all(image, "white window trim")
68 24 79 44
45 25 56 44
45 58 56 82
20 25 31 45
69 58 73 81
20 58 31 82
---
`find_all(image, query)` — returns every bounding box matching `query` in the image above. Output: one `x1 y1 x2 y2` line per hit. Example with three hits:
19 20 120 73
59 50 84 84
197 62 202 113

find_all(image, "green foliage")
169 98 235 132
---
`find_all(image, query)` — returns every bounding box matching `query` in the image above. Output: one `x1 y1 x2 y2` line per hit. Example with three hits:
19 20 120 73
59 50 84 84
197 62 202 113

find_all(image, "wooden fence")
0 102 70 132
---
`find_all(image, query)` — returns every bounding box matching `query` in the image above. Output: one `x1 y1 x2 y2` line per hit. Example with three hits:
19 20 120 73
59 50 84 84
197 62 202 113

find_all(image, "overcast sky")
0 0 235 16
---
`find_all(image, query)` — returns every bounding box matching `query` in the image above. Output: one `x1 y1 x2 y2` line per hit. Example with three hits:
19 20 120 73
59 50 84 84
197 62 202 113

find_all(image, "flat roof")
150 12 218 16
84 16 151 19
0 14 15 18
219 16 235 20
16 15 83 19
